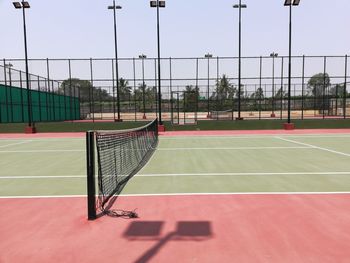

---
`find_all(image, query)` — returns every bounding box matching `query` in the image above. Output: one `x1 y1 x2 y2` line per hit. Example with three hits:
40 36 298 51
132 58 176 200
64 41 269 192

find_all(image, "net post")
86 131 97 220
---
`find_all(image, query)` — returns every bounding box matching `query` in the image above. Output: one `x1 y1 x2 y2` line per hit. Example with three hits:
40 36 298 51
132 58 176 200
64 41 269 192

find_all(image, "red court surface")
1 194 350 263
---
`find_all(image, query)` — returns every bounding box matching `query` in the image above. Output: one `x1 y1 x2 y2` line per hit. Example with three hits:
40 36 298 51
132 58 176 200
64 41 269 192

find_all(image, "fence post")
301 55 305 120
280 57 284 119
323 56 327 119
344 55 348 119
90 58 95 123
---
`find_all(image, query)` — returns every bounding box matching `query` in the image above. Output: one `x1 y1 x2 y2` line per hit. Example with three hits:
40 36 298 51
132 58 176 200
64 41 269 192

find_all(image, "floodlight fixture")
13 2 22 9
22 1 30 8
233 4 247 8
285 0 300 6
139 54 147 59
204 53 213 58
150 1 165 8
270 53 278 57
108 5 122 9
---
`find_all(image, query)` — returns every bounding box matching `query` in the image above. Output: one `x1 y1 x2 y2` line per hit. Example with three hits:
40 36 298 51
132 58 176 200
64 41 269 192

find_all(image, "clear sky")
1 0 350 92
1 0 350 59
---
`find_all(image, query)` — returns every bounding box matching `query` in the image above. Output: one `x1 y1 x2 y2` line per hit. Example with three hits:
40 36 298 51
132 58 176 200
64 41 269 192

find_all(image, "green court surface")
0 133 350 197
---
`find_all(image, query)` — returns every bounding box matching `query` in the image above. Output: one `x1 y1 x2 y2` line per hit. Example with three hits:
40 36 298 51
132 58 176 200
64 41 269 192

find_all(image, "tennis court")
1 129 350 262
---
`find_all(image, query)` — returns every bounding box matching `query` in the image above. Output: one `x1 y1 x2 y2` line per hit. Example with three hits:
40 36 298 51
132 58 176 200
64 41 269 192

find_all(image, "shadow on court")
123 221 212 263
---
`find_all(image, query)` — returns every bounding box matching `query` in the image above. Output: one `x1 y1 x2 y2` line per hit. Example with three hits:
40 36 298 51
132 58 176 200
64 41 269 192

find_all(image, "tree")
211 75 236 110
250 87 264 99
183 85 199 112
133 84 157 110
307 73 331 96
59 78 112 103
118 78 132 101
275 87 287 98
212 74 236 100
329 83 347 98
307 73 331 110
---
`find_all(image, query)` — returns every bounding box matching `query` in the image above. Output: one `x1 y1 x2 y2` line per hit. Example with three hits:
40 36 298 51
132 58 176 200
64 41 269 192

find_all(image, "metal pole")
90 58 95 123
195 58 199 122
113 1 121 121
301 55 305 120
280 57 284 119
259 56 262 120
132 57 137 121
237 0 242 120
287 4 292 124
344 55 348 119
323 56 327 119
142 56 146 118
207 56 210 117
111 59 116 121
22 6 32 128
156 0 162 124
46 58 51 121
272 55 275 116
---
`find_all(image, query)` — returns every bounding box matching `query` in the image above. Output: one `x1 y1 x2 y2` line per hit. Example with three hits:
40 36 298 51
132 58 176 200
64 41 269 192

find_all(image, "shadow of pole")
123 221 212 263
134 232 177 263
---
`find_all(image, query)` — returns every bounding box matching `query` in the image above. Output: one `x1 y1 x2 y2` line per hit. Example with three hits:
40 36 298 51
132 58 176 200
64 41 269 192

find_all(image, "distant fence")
0 84 79 123
1 56 349 123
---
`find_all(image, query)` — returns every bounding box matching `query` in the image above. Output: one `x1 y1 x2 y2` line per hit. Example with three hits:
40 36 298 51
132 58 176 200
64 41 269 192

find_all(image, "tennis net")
87 119 159 219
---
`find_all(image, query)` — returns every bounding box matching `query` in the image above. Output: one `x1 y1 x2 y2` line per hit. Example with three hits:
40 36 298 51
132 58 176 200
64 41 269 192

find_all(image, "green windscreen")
0 84 80 123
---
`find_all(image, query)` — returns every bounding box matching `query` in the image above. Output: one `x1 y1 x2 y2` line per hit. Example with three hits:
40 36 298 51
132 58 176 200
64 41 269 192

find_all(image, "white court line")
160 134 350 140
0 140 32 148
136 172 350 177
0 175 85 179
0 192 350 199
276 137 350 157
1 171 350 179
0 146 309 153
0 138 84 141
0 149 84 153
157 146 310 150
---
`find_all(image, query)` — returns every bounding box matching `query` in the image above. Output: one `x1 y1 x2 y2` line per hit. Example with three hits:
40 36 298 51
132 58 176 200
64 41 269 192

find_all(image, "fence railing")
1 55 349 123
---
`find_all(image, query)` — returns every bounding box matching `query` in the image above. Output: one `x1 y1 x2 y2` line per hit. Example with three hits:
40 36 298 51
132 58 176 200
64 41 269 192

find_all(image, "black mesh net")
95 119 158 217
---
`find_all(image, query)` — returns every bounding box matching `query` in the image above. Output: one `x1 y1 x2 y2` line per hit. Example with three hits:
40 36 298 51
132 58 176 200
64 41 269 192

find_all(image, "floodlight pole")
139 54 147 119
205 53 212 118
287 4 292 124
156 1 162 125
150 1 165 125
270 52 278 117
14 1 34 133
284 0 300 129
109 1 122 122
233 1 247 120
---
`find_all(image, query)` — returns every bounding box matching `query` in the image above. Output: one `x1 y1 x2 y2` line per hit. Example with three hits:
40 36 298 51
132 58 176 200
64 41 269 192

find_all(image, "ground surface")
0 129 350 263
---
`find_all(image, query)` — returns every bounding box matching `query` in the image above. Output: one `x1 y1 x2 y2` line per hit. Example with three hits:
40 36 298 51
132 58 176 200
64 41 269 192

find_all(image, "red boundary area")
0 194 350 263
0 128 350 139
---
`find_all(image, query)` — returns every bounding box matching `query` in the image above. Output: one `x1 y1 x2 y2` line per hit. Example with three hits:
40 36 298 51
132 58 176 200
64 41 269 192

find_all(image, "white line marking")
0 138 84 141
0 140 32 148
1 171 350 180
160 134 350 140
136 172 350 177
0 192 349 199
276 137 350 157
0 175 85 179
157 146 310 150
0 149 84 153
0 147 309 153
